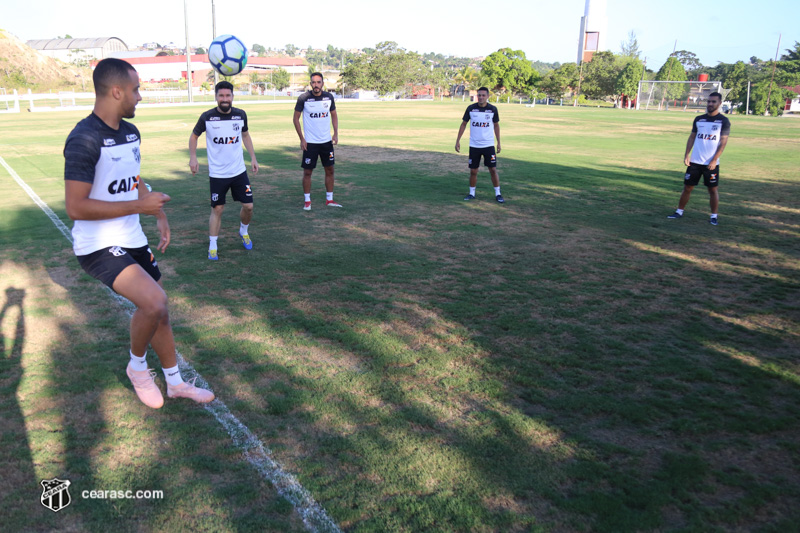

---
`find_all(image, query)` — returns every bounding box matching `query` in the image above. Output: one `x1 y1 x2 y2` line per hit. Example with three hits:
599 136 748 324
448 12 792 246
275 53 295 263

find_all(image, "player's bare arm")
684 133 696 166
455 120 468 153
331 109 339 145
494 122 501 154
293 110 307 152
242 130 259 174
189 133 200 175
65 180 171 220
707 134 729 171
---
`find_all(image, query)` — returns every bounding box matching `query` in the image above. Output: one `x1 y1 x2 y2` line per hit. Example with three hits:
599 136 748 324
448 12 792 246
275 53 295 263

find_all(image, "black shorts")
684 163 720 188
468 146 497 169
210 171 253 206
77 245 161 290
301 141 335 169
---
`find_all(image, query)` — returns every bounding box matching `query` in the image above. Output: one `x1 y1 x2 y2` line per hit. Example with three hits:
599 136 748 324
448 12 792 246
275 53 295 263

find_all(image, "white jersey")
64 113 148 256
192 107 249 178
690 113 731 165
295 91 336 144
462 103 499 148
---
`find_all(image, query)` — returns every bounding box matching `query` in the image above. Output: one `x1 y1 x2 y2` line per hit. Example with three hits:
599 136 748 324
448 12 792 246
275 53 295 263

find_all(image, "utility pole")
212 0 219 86
184 0 193 102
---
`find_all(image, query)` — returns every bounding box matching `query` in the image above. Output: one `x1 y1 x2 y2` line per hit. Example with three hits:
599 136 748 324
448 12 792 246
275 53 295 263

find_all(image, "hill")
0 29 91 91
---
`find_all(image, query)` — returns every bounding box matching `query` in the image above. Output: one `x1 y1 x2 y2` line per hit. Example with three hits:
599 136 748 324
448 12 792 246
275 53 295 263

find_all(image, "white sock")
209 236 218 251
326 192 333 201
710 213 717 218
494 186 501 196
129 351 147 371
162 365 184 386
676 209 684 215
239 223 249 236
304 193 311 202
469 187 476 196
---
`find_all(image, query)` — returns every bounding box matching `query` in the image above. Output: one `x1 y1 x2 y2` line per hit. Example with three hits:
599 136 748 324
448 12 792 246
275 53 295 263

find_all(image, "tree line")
247 38 799 114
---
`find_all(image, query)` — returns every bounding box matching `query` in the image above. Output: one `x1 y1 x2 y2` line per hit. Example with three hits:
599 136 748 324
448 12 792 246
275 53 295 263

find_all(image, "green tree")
781 41 800 61
581 51 623 101
338 41 430 96
669 50 702 71
655 56 688 100
285 44 297 57
615 60 645 107
540 62 579 99
721 61 749 105
272 68 290 91
748 74 796 116
480 48 539 97
194 47 206 54
252 43 266 56
620 31 641 59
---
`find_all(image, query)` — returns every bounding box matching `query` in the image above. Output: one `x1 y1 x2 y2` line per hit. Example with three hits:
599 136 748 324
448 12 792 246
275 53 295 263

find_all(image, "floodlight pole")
212 0 219 86
184 0 193 102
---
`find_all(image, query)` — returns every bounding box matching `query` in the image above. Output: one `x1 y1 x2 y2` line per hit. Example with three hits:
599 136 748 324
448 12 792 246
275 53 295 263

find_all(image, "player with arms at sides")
455 86 504 203
667 91 730 225
189 81 259 260
64 58 214 408
292 72 340 210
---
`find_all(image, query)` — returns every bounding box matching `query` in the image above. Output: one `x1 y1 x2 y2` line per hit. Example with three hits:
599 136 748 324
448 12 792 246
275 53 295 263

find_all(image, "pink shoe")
326 200 342 207
167 378 215 403
126 364 164 409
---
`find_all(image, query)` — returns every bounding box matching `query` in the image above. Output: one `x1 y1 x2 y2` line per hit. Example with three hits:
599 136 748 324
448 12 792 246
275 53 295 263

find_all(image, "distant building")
26 37 129 62
104 54 309 87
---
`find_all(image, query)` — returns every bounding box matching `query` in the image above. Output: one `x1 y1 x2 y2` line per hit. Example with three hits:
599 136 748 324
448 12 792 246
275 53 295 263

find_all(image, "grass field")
1 101 799 532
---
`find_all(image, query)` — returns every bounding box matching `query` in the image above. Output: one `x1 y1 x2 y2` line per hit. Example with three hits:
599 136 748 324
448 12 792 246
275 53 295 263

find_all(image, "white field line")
0 154 341 533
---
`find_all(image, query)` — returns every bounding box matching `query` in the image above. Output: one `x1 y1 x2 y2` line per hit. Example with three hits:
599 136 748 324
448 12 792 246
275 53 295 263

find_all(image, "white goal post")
636 80 731 111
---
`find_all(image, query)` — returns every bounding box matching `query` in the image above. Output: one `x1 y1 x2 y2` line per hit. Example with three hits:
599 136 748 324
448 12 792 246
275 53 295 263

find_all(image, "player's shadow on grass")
0 287 39 527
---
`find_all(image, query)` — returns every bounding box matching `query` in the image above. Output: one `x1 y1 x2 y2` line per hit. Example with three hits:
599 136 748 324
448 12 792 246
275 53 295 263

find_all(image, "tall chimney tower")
577 0 608 63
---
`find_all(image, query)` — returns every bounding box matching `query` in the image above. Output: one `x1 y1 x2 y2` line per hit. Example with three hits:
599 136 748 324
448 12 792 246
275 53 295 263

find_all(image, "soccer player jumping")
65 58 214 408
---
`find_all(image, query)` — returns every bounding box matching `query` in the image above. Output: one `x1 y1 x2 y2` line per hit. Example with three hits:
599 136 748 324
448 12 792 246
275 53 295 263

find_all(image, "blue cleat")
240 234 253 250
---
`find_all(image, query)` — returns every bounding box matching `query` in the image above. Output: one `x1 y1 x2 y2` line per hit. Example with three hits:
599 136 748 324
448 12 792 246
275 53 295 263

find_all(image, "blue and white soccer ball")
208 35 248 77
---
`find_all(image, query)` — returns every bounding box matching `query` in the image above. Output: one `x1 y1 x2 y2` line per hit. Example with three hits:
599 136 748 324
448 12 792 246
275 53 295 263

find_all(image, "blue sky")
4 0 797 67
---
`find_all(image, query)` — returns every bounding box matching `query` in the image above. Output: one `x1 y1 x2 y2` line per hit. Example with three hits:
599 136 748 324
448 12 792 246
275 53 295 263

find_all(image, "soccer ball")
208 35 248 76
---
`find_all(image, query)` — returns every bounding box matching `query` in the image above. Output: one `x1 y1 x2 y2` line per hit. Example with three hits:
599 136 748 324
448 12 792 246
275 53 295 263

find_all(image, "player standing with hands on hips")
189 81 259 260
64 58 214 408
667 91 730 225
456 86 504 203
293 72 340 210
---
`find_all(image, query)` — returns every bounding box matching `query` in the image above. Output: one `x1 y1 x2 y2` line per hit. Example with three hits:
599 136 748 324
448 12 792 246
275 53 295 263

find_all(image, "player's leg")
677 185 694 210
321 142 340 207
113 262 171 409
114 264 174 367
324 166 341 207
229 172 254 248
465 147 480 200
115 262 214 404
208 178 228 259
301 145 318 210
78 247 165 408
487 148 503 203
705 167 720 225
668 165 700 219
